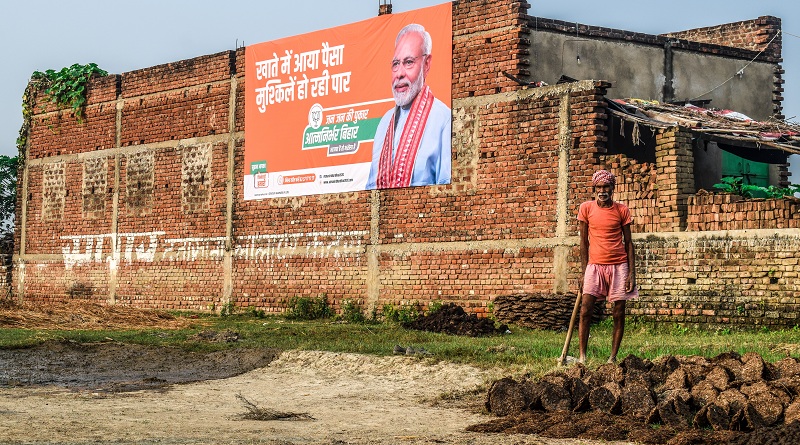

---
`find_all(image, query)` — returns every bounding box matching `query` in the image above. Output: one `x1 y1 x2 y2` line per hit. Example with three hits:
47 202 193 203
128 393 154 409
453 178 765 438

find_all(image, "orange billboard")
244 3 452 200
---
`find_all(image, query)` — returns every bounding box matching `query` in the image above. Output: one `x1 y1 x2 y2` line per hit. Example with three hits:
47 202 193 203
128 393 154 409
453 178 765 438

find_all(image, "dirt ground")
0 303 628 445
0 344 631 445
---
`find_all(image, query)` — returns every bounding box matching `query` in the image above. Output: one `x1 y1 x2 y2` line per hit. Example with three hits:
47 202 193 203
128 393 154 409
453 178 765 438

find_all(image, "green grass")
2 313 798 379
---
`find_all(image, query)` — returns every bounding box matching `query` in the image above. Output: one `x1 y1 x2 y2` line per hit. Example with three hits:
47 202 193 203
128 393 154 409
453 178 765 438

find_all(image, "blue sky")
2 0 798 176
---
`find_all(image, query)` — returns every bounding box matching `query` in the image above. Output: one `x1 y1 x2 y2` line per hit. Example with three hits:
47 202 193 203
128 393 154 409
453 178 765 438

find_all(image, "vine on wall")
16 63 108 155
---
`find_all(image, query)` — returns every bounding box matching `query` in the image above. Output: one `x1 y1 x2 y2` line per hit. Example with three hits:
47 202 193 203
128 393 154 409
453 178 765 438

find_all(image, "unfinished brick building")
11 0 800 328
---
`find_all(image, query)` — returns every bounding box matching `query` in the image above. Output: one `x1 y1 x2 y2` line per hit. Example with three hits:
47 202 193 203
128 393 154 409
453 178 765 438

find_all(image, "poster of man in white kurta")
244 3 452 200
366 23 452 189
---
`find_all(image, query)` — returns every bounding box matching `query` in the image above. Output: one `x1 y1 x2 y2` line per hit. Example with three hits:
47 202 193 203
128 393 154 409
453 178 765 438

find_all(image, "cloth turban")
592 170 616 186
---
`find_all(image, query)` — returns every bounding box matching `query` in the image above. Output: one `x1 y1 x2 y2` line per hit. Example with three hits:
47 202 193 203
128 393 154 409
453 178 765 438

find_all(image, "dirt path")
0 345 631 445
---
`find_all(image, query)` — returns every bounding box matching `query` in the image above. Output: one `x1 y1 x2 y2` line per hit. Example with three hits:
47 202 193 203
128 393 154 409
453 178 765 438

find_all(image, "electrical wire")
690 30 782 101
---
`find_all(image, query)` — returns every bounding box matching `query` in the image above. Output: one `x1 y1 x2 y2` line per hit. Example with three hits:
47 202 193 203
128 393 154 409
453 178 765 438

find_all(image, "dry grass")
234 394 314 421
0 300 196 330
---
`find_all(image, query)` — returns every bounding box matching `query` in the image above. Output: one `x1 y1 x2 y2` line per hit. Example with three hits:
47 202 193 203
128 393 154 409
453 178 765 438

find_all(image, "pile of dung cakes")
473 352 800 444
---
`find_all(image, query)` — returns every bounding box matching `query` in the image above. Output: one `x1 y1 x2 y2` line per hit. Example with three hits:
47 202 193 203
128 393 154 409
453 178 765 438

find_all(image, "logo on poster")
309 103 324 129
254 172 269 188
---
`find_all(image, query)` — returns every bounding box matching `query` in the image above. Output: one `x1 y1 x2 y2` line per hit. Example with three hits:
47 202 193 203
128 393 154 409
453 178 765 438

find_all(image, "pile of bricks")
687 193 800 231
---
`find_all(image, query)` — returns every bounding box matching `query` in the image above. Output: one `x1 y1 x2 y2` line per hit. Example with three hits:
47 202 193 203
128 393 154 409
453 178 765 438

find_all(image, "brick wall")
453 0 531 96
632 234 800 328
687 194 800 231
11 0 800 328
662 16 782 61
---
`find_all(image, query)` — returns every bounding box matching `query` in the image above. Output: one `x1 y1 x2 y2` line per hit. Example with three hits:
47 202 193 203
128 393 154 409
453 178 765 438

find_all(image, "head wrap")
592 170 616 186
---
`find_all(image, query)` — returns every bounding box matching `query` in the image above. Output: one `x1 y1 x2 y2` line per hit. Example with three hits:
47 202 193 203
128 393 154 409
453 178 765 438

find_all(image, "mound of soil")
471 352 800 444
403 303 508 337
0 339 279 392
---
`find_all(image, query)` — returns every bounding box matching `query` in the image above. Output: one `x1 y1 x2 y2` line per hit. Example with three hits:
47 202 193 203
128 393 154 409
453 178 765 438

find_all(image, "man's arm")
579 220 589 293
622 223 636 292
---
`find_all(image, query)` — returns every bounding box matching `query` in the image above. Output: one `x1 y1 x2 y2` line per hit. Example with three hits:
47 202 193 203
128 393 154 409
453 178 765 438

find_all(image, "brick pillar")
764 16 785 119
655 128 694 231
452 0 532 98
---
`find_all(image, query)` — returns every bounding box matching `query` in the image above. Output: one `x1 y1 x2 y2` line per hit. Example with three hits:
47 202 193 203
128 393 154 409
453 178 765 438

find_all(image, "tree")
0 155 18 236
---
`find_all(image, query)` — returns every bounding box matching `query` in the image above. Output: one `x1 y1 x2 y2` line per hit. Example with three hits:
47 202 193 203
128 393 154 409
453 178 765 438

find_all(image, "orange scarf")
376 85 434 188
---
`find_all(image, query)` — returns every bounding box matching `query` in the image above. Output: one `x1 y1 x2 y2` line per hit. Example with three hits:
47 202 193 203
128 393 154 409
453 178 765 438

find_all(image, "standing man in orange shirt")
577 170 638 364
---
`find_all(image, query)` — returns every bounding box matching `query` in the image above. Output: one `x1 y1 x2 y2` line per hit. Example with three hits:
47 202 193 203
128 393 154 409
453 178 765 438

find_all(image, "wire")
690 30 782 101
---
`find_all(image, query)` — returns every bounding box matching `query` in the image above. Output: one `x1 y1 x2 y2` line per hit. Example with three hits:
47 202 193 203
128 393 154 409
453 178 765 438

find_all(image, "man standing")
577 170 638 364
366 23 451 190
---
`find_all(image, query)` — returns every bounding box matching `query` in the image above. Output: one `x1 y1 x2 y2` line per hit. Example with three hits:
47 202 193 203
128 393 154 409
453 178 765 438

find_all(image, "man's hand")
625 273 636 293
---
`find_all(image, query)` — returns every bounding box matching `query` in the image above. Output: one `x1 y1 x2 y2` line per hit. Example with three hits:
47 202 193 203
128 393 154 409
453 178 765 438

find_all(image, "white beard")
392 71 425 108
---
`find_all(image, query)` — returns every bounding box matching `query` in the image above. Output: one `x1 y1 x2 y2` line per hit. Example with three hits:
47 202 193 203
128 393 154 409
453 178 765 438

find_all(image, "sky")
2 0 799 177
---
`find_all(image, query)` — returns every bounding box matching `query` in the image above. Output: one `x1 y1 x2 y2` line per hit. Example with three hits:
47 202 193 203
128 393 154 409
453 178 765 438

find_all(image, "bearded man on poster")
366 23 452 189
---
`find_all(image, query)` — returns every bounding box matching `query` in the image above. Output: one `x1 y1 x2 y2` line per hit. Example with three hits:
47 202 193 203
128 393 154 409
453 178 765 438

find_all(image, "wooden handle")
558 291 582 366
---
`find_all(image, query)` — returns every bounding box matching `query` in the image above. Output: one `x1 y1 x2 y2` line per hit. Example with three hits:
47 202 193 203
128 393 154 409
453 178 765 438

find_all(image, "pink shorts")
583 263 639 302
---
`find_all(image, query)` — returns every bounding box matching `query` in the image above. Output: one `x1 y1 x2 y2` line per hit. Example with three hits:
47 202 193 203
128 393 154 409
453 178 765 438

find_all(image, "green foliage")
427 300 444 315
31 63 108 121
338 299 367 324
761 184 800 198
285 294 332 320
219 301 236 317
382 302 420 324
712 176 762 198
673 323 690 335
0 155 18 234
244 307 266 318
17 63 108 153
713 176 800 199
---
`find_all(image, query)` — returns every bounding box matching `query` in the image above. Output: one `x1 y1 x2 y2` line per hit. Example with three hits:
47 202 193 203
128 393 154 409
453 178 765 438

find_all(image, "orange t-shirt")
577 200 632 265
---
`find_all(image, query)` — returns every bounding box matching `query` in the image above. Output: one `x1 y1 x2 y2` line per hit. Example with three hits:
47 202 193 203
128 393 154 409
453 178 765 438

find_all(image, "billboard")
244 3 452 200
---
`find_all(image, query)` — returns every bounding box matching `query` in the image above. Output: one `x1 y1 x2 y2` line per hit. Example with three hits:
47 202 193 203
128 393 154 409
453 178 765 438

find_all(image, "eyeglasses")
391 54 427 72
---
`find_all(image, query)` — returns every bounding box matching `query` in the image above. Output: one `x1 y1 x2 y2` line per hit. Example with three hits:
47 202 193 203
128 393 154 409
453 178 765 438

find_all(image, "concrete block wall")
662 16 784 119
528 15 783 120
11 0 800 327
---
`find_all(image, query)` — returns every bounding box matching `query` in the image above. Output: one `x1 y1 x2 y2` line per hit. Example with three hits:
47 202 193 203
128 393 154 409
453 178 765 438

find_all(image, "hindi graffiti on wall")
245 2 452 199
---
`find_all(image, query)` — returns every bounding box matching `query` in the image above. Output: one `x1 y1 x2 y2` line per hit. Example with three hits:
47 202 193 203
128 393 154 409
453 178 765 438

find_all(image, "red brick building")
10 0 800 328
